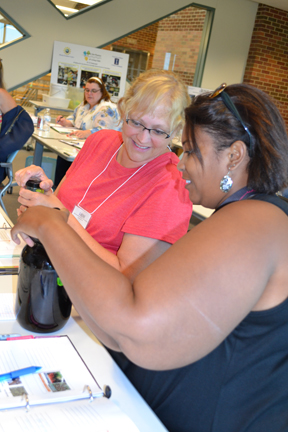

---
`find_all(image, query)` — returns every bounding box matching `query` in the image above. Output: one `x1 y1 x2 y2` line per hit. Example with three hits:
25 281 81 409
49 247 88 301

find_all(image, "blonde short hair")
118 69 190 133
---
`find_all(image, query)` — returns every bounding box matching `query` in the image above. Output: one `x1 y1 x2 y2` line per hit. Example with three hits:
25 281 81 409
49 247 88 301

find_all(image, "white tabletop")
0 275 168 432
0 206 167 431
193 205 214 220
30 100 73 114
32 128 84 162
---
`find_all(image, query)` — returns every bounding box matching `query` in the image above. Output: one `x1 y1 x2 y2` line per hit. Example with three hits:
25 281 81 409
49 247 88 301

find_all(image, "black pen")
57 116 63 124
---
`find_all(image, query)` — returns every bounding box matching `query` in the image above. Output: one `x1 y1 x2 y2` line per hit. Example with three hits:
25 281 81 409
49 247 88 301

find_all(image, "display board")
51 41 129 100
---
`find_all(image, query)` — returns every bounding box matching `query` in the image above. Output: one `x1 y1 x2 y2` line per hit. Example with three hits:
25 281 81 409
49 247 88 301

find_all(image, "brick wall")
152 7 206 85
243 4 288 126
103 6 206 86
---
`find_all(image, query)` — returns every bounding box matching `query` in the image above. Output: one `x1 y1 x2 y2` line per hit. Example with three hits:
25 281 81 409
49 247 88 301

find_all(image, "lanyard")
72 145 147 229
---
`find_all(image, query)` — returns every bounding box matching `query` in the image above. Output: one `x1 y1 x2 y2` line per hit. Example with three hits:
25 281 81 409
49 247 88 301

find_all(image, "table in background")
193 205 214 221
29 100 74 116
32 128 84 166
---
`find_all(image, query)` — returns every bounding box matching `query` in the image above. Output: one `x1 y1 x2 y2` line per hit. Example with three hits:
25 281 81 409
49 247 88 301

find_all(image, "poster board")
50 41 129 101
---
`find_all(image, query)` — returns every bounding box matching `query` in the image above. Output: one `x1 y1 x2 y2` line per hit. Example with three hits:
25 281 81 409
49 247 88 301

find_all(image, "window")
49 0 111 18
0 11 24 48
111 46 149 83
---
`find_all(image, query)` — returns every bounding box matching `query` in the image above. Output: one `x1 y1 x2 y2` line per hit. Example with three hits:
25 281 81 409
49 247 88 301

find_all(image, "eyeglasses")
126 119 172 140
209 83 253 154
84 89 101 94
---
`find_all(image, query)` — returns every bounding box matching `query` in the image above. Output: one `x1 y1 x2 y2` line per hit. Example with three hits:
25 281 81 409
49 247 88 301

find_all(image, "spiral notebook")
0 335 139 431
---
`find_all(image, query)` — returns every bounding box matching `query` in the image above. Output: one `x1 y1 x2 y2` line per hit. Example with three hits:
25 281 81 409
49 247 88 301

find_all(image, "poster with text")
51 41 129 101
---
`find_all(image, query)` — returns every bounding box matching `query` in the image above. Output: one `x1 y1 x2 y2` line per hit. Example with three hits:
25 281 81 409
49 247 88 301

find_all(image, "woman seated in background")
0 59 33 187
13 82 288 432
15 70 192 282
54 76 121 187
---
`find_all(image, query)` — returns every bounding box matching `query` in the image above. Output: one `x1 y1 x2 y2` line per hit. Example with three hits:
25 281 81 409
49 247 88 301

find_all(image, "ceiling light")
66 0 104 5
56 5 78 13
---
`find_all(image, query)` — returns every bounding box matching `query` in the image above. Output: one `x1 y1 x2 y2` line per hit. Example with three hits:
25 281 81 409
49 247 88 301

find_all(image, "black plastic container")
25 178 44 193
16 238 72 333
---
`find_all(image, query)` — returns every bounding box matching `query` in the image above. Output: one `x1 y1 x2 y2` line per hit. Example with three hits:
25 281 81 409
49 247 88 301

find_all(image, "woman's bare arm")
11 200 288 370
0 89 17 113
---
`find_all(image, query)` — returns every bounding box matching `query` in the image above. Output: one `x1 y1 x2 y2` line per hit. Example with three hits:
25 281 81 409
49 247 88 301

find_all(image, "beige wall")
0 0 258 90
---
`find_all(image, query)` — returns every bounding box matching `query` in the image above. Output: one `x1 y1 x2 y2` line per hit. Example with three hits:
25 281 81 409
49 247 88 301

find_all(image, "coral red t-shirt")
57 130 192 254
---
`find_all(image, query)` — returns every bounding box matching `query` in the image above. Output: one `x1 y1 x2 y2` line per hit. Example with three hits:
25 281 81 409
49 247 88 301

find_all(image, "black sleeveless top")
107 193 288 432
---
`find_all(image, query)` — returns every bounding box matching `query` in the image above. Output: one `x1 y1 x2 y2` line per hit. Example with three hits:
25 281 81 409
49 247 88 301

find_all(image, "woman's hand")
11 206 70 246
56 116 73 127
15 165 53 192
69 129 91 139
18 187 63 211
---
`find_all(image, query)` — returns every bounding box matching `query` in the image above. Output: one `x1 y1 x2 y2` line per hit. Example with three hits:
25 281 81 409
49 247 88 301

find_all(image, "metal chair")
0 150 19 214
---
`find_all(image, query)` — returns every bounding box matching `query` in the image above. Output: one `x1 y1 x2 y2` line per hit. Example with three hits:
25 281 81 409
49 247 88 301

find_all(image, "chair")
0 150 20 215
24 156 57 184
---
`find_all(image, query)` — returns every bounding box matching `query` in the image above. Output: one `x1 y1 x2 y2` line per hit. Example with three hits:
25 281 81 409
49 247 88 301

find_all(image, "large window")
0 12 24 48
103 5 214 87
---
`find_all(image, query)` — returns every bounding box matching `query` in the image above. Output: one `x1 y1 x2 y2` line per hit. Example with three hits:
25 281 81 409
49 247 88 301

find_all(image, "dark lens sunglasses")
209 83 253 155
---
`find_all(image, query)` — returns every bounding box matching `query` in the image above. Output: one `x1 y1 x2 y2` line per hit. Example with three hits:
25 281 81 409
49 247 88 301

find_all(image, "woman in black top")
12 82 288 431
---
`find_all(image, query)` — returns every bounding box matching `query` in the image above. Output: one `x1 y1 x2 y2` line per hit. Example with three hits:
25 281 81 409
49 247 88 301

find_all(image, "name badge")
72 205 92 229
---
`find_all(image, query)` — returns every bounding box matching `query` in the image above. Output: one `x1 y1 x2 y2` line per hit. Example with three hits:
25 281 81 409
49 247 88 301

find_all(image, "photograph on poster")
58 63 78 86
80 68 101 87
102 72 121 98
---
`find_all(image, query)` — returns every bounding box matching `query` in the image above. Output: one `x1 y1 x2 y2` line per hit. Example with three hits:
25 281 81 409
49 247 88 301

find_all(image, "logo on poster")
64 47 71 55
114 58 120 65
83 50 91 61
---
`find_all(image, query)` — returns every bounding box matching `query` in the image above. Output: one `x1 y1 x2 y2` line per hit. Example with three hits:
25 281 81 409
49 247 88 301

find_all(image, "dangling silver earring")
167 145 172 152
220 169 233 193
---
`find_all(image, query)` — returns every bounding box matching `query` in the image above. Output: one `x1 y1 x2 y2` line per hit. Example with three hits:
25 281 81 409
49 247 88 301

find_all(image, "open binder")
0 335 105 410
0 335 140 431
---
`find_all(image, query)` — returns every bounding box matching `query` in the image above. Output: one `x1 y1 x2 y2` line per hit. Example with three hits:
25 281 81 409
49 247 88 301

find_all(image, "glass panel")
0 12 24 47
49 0 108 17
103 5 208 86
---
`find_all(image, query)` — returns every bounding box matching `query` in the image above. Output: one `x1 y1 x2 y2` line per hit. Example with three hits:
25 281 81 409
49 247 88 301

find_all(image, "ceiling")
250 0 288 12
52 0 288 16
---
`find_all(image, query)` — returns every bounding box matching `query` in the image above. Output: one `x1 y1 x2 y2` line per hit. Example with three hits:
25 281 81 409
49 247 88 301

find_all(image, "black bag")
0 105 34 182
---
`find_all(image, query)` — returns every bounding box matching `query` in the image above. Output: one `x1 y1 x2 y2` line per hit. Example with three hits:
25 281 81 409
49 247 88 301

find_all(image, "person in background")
54 76 121 187
15 69 192 283
0 59 33 187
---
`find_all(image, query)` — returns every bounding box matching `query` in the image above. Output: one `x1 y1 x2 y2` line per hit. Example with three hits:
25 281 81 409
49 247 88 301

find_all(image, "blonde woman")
16 70 192 282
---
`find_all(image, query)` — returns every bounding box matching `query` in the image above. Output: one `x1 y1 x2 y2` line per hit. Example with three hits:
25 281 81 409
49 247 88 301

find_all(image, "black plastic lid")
26 178 41 188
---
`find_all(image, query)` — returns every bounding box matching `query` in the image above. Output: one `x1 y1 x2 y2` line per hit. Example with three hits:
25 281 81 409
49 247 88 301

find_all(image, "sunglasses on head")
209 83 253 155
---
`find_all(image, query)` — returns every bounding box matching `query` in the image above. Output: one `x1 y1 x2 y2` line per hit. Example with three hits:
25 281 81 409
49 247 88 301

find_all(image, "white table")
0 207 167 430
32 129 83 165
193 205 214 221
30 100 74 116
0 275 168 432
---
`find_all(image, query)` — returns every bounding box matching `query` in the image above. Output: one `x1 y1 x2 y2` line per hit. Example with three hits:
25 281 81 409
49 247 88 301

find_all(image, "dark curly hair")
185 83 288 194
